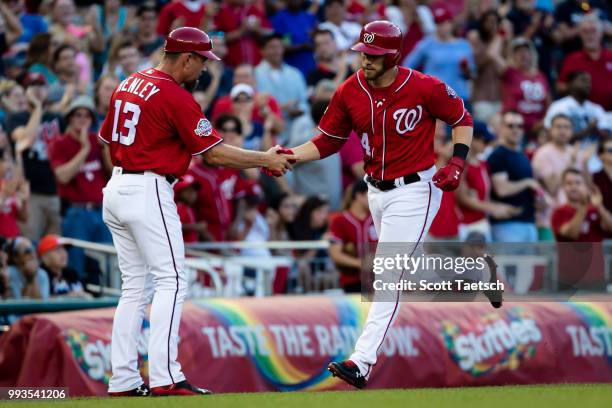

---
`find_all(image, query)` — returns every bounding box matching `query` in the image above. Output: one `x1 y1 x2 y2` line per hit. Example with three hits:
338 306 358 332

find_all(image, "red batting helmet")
164 27 221 61
350 20 403 69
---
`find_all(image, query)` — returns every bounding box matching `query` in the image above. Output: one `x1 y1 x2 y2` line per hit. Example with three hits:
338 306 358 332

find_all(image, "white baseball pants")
350 166 442 377
103 168 187 391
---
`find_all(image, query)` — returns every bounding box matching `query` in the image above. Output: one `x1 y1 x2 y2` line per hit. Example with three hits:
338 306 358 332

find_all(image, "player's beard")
363 66 385 81
183 79 200 93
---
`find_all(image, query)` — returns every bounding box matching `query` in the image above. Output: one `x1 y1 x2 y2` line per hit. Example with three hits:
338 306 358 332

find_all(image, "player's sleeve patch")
195 118 213 137
445 85 458 99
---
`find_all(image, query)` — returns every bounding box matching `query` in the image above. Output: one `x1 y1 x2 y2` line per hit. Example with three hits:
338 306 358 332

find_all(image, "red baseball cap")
37 234 66 256
173 174 200 193
433 7 453 24
22 72 47 88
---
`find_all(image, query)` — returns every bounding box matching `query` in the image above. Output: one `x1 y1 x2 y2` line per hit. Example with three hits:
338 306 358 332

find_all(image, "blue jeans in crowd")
491 222 538 243
62 206 112 278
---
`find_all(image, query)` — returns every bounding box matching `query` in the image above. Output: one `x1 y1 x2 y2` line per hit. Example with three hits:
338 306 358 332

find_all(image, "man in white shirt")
317 0 361 51
544 71 611 139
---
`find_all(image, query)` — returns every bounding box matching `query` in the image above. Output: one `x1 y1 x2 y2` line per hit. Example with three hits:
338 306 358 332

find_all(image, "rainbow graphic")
564 301 612 365
194 297 368 391
441 306 538 377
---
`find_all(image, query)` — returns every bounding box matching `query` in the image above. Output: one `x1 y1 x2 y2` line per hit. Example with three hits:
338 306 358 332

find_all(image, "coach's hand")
262 146 296 177
433 157 465 192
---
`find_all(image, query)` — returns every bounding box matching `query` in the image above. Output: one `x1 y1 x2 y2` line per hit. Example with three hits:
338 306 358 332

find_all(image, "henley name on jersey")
117 77 161 101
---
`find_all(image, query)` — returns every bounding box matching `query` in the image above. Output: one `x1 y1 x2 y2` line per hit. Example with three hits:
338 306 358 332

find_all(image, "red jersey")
177 203 198 243
0 192 19 238
501 67 549 136
49 133 107 204
188 163 231 242
156 1 207 36
319 68 467 180
429 191 460 238
460 160 490 224
99 68 222 177
559 49 612 110
214 4 271 67
329 210 377 287
551 204 605 242
210 94 282 123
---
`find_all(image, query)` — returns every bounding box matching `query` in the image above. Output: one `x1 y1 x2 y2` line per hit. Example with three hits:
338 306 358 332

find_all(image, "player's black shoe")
108 383 151 397
151 380 212 396
483 254 503 308
328 360 368 389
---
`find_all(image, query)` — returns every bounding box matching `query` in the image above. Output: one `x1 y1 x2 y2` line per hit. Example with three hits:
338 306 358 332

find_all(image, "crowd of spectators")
0 0 611 297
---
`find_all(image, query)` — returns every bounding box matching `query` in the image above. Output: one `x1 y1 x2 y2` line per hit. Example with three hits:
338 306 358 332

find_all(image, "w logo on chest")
392 105 423 134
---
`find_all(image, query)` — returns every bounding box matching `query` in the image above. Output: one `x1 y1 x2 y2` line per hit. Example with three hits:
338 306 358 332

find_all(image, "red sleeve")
328 215 347 244
551 206 571 235
170 95 223 155
318 85 353 139
214 8 235 32
267 96 282 118
98 113 111 144
156 3 174 36
48 138 70 169
426 78 469 127
558 53 576 83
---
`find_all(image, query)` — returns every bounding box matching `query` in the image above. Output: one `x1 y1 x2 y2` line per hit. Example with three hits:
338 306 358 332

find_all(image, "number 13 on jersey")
112 99 141 146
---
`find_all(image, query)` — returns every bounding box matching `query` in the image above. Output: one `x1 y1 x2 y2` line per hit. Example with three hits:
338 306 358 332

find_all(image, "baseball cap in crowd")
511 37 533 51
433 6 453 24
21 72 47 88
473 121 495 143
3 49 26 69
37 234 67 256
230 83 254 100
65 95 97 122
173 174 201 194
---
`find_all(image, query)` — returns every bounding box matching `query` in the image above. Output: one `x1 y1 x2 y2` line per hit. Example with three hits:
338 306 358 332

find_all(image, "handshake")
261 145 296 177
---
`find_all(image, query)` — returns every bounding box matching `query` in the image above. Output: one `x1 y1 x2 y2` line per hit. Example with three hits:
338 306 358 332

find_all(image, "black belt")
122 170 178 185
71 202 102 211
366 173 421 191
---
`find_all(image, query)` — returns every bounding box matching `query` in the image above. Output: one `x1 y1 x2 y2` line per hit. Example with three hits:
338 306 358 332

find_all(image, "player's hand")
262 146 296 177
432 157 465 191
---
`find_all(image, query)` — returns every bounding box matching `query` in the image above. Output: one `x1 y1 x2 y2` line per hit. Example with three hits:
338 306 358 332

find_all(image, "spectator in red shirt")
210 64 284 134
456 122 520 241
156 0 212 37
48 96 111 277
214 0 272 67
0 153 28 239
500 38 551 140
174 174 212 243
329 180 377 293
552 168 612 289
557 13 612 110
592 137 612 235
552 168 612 242
429 123 460 240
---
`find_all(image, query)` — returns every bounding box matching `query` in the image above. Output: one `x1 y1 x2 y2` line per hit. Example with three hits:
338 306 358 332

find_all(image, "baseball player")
100 27 293 396
283 21 474 388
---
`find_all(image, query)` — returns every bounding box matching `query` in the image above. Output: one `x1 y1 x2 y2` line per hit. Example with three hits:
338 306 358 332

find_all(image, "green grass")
3 384 611 408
